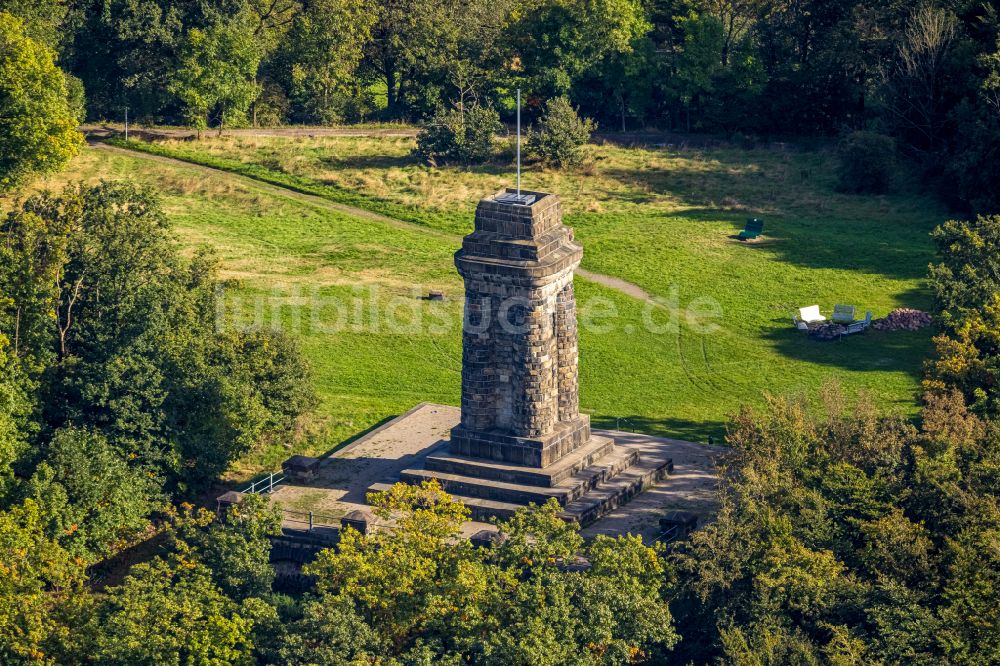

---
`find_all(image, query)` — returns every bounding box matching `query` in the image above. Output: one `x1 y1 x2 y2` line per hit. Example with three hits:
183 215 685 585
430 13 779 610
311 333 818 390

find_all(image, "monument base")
448 415 593 467
372 423 675 526
266 403 723 542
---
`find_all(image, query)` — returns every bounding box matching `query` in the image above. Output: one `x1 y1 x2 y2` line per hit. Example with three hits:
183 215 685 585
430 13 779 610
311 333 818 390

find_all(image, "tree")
703 0 766 69
276 0 376 124
304 482 676 662
0 337 24 499
925 294 1000 416
24 427 163 562
0 200 71 374
947 33 1000 215
929 214 1000 325
168 15 262 135
0 499 90 665
668 385 1000 663
440 0 514 117
0 12 81 191
171 494 281 601
0 0 68 51
275 596 383 664
94 556 257 665
938 526 1000 662
0 182 314 490
885 5 959 153
669 13 724 131
363 0 459 117
509 0 652 100
526 96 596 167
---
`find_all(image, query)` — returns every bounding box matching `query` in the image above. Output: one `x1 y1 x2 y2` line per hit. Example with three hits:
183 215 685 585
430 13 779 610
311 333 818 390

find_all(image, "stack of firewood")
872 308 933 331
811 322 848 340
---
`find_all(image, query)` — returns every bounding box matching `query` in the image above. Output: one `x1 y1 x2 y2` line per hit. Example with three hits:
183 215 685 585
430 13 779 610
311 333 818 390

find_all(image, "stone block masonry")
450 189 591 466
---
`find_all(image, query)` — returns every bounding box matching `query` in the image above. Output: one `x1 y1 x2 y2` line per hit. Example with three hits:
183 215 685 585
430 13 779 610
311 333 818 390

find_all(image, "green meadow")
45 136 942 478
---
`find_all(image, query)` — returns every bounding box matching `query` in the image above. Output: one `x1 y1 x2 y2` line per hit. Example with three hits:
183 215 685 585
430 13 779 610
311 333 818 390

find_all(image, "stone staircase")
370 437 673 525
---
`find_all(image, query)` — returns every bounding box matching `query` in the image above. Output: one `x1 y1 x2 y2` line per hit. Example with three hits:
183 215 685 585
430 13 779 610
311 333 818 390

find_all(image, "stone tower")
450 189 592 467
392 189 674 525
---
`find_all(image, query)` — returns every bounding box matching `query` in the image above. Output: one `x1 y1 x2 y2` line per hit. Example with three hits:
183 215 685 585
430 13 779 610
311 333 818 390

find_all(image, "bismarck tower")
396 189 675 525
450 189 594 467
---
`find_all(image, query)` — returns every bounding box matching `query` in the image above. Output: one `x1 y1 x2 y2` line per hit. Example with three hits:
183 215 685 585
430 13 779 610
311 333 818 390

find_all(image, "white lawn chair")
798 305 826 324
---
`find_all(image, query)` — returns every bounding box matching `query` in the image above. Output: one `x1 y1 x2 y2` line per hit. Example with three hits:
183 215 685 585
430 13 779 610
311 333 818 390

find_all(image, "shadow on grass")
676 207 937 282
591 414 728 446
323 152 516 178
762 318 934 379
320 153 418 170
593 141 943 278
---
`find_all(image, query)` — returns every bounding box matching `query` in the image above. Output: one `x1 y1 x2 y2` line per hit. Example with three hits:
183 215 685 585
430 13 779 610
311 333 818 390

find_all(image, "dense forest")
2 0 1000 209
1 0 1000 662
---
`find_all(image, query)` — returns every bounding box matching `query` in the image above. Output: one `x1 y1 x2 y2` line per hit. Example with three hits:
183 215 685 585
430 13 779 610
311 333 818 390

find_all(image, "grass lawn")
31 136 943 478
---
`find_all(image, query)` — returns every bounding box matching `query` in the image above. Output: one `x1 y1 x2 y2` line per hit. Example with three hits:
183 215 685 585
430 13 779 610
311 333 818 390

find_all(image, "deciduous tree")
0 12 81 191
168 15 262 134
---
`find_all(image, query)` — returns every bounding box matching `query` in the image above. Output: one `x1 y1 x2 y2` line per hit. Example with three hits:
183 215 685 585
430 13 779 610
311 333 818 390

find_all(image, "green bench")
738 218 764 240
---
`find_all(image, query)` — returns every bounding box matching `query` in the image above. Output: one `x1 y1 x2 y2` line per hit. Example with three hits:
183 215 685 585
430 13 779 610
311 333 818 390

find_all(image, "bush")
254 80 289 127
836 130 896 194
526 97 597 168
415 105 501 165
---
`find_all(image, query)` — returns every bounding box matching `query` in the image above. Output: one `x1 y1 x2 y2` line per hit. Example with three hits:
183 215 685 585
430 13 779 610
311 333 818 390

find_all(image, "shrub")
526 97 597 168
415 105 501 165
836 130 896 194
254 80 289 127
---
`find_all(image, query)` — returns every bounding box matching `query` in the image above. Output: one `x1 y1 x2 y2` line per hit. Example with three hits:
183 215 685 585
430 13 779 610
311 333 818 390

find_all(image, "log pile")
872 308 933 332
810 322 848 340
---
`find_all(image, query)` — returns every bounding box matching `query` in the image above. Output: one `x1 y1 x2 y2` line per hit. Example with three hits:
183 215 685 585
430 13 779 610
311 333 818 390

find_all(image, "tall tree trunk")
385 65 398 116
252 76 259 128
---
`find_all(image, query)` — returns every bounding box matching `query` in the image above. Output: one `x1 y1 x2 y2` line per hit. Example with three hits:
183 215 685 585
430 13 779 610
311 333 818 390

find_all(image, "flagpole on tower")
516 88 521 198
497 89 533 206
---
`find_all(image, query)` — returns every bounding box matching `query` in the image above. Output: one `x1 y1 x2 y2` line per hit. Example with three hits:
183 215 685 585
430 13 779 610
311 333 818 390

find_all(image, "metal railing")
655 524 683 544
281 508 341 532
616 417 637 432
241 471 285 494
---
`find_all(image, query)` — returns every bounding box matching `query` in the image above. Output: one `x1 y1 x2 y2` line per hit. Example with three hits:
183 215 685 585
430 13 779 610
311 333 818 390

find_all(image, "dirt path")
84 125 419 141
92 142 450 240
93 142 657 304
576 268 652 301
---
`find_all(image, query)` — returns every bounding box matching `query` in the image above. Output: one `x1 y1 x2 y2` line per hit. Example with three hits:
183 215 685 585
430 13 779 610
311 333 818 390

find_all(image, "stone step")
400 446 641 506
424 435 618 487
371 451 674 528
452 496 526 522
369 481 525 523
561 455 674 526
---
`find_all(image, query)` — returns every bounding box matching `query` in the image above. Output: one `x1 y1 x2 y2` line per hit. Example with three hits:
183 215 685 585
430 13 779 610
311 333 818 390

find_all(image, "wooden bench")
832 304 856 324
845 311 873 335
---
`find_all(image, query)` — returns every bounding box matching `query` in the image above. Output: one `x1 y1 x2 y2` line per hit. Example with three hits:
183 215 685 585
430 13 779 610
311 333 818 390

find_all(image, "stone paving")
270 403 725 542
